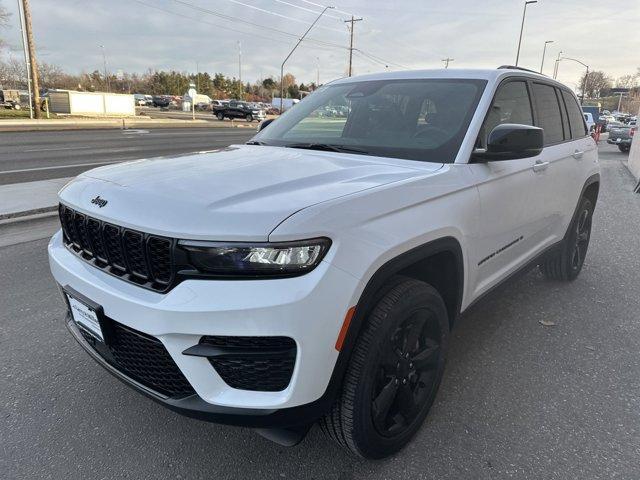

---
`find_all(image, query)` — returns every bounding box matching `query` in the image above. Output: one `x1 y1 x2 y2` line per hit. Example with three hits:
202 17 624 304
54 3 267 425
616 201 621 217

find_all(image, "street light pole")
280 6 334 113
540 40 553 73
515 0 537 67
560 57 589 104
552 50 563 79
99 45 110 92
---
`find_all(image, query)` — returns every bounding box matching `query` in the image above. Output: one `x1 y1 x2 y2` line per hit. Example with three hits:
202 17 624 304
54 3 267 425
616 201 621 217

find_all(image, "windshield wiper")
284 143 370 155
246 140 268 145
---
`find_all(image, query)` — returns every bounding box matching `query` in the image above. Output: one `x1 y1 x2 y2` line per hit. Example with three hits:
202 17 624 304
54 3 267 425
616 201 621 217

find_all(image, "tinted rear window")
561 90 588 138
532 83 564 145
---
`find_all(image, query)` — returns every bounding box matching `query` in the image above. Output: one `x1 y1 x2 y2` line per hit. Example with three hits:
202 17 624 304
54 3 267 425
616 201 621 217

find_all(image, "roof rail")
497 65 546 75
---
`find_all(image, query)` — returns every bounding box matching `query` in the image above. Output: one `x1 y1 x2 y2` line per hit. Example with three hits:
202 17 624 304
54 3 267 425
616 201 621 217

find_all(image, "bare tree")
580 71 613 98
616 72 640 89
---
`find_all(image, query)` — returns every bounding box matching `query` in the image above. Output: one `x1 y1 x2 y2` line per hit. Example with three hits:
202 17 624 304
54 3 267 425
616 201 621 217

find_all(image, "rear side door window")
561 90 588 138
532 83 564 145
479 80 533 147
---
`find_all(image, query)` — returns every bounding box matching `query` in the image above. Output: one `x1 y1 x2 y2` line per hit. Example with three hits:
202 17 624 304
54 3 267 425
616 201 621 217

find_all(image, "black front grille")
59 204 175 292
201 336 296 392
108 322 195 398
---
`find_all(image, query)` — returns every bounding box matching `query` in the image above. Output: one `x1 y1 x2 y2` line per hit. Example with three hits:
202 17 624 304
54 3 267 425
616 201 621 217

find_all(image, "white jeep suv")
49 67 599 459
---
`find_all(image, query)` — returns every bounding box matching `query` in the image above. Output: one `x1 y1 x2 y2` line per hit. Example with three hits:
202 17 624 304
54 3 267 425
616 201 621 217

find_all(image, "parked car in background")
607 123 636 152
133 94 147 106
152 95 171 108
583 113 595 132
213 100 266 122
0 89 22 109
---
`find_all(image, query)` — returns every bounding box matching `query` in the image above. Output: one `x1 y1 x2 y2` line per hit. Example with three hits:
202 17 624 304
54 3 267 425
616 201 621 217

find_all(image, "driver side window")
479 81 533 147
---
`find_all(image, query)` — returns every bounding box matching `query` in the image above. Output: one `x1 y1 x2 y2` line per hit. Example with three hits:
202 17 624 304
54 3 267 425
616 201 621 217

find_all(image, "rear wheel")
245 114 253 122
216 112 224 120
540 196 594 281
618 145 630 153
13 103 21 110
320 278 449 459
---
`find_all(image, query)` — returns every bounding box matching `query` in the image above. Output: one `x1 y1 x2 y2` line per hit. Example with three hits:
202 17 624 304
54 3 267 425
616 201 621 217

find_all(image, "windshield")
254 78 486 163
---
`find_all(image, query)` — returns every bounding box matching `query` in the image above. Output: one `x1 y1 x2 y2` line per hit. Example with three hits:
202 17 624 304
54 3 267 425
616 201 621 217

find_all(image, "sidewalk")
0 177 70 220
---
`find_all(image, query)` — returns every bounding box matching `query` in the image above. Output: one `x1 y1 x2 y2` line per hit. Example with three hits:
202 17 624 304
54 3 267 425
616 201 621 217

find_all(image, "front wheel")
618 145 630 153
540 196 594 281
245 114 253 122
216 112 224 121
13 104 21 110
320 278 449 459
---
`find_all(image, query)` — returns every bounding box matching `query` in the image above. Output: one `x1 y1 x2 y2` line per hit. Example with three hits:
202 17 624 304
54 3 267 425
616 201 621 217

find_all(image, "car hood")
59 145 440 241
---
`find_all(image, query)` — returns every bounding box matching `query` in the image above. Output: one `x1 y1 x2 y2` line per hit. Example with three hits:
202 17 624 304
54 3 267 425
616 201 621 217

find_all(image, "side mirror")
258 118 274 132
472 124 543 162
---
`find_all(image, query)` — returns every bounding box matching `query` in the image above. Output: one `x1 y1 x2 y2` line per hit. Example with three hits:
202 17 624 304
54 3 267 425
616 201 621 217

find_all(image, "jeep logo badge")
91 196 108 208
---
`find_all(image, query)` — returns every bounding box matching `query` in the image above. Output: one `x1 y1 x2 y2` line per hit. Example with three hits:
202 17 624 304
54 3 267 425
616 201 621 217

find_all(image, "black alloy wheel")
320 278 449 459
371 309 441 437
570 203 592 274
540 196 594 281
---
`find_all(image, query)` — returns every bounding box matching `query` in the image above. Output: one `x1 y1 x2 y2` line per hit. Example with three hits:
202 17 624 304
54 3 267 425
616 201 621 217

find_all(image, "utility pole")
515 0 537 67
196 61 200 92
316 56 320 86
238 41 242 84
99 45 110 92
16 0 33 119
21 0 41 118
441 57 454 69
344 15 363 77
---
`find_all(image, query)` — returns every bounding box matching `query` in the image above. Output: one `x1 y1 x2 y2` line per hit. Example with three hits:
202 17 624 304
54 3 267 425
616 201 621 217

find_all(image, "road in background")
0 128 255 185
1 143 640 479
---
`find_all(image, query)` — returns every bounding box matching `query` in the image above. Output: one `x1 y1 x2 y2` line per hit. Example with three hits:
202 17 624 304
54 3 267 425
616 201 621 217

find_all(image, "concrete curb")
0 119 259 132
0 205 57 222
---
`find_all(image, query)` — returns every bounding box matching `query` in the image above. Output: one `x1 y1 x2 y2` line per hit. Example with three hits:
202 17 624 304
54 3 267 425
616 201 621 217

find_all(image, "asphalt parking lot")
1 142 639 479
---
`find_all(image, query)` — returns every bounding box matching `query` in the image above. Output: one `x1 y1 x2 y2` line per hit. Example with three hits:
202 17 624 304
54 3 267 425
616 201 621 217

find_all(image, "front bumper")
49 230 361 422
607 138 632 145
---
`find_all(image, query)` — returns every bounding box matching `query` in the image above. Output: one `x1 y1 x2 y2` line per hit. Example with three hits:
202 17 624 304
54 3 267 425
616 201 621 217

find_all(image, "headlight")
177 238 331 277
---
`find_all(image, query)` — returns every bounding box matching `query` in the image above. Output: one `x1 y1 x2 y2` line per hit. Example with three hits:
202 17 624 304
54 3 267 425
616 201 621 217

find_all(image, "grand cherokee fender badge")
91 196 108 208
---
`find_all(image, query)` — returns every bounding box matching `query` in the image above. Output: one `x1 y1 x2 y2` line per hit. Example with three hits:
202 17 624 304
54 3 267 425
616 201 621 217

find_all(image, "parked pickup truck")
213 100 266 122
607 123 636 152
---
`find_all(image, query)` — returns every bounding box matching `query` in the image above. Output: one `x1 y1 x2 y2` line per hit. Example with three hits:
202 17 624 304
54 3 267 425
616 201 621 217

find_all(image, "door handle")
532 160 549 172
573 149 584 159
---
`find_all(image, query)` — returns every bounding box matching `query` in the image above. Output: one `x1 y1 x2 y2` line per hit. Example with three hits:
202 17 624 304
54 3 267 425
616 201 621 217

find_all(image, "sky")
2 0 639 92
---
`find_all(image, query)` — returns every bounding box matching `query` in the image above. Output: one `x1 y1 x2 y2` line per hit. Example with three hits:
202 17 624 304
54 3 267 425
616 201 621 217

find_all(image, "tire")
618 145 629 153
217 112 224 121
245 114 253 122
539 196 594 281
13 104 21 110
319 278 449 459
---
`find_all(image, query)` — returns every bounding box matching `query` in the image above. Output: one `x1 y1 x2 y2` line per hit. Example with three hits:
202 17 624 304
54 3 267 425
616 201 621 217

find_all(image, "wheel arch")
313 236 464 421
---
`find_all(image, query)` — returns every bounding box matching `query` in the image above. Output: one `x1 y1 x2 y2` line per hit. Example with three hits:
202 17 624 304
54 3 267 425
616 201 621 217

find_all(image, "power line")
268 0 344 20
167 0 346 50
298 0 354 17
355 49 409 70
220 0 344 33
132 0 345 54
